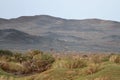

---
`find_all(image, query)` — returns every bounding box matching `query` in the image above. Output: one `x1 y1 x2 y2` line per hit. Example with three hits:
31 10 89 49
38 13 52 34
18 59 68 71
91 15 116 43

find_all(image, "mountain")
0 15 120 52
0 29 41 44
0 29 72 51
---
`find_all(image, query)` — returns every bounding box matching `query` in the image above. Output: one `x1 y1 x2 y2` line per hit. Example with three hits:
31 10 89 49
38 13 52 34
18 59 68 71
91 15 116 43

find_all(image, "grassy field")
0 50 120 80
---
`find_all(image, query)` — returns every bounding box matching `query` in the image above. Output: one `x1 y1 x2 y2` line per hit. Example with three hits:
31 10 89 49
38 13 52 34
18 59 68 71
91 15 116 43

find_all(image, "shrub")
22 52 55 74
100 55 110 62
0 50 13 56
0 50 55 75
90 55 102 64
109 55 120 64
0 61 9 71
53 57 87 69
65 59 86 69
26 50 43 58
84 64 102 75
0 50 13 61
0 61 26 75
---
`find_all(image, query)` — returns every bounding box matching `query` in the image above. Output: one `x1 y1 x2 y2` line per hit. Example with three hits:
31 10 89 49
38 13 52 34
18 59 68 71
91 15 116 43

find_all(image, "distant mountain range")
0 15 120 52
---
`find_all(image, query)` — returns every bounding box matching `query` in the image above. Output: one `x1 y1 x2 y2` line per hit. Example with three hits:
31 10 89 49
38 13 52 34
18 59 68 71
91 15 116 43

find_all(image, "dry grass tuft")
109 55 120 64
93 76 111 80
84 63 102 75
53 56 87 69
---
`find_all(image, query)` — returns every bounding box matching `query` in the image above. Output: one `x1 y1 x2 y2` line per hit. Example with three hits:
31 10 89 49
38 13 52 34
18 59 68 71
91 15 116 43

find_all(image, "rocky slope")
0 15 120 52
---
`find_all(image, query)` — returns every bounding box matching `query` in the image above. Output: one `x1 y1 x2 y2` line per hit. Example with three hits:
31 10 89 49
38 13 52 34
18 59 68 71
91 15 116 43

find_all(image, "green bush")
0 50 13 56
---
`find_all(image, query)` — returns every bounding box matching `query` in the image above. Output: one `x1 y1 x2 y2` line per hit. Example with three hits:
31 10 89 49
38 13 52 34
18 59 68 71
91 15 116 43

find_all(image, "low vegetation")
0 50 120 80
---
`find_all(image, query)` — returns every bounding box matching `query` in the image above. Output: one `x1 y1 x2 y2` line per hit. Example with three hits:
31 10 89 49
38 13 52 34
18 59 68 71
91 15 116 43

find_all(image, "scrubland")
0 50 120 80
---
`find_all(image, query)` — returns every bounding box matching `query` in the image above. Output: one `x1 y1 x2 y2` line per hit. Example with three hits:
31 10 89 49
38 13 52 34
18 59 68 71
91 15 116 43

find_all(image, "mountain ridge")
0 15 120 52
0 15 120 23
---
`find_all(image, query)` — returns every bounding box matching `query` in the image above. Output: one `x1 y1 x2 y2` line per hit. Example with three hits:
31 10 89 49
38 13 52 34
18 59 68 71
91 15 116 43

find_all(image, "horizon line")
0 14 120 22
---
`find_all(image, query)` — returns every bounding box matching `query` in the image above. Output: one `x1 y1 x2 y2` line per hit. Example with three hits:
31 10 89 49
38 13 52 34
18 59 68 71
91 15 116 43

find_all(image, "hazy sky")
0 0 120 21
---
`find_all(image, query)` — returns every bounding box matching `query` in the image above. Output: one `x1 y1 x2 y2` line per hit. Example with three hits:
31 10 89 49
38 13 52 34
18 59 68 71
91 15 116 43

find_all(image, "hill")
0 29 70 51
0 15 120 51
